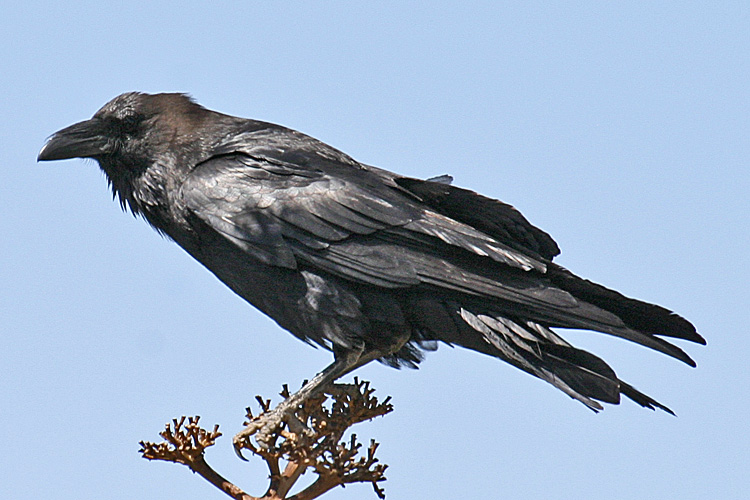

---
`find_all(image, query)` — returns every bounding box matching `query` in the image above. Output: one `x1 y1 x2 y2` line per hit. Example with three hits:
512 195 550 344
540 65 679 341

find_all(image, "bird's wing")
180 151 548 283
392 176 561 260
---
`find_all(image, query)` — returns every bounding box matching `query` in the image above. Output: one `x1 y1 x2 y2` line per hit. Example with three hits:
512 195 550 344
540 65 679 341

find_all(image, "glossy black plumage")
38 92 704 413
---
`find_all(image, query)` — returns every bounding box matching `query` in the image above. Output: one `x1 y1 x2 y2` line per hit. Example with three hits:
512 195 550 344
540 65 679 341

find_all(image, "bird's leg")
233 346 364 455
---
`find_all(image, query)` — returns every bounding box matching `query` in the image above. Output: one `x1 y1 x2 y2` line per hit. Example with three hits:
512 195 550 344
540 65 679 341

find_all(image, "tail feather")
460 309 615 411
455 307 675 413
619 381 674 415
538 343 620 404
548 264 705 345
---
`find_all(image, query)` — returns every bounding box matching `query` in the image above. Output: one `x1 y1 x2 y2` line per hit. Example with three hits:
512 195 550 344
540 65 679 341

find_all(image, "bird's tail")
456 308 674 412
394 265 703 412
547 264 705 347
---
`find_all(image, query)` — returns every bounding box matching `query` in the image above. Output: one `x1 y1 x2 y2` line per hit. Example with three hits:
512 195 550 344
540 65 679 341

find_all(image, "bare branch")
139 416 257 500
140 378 392 499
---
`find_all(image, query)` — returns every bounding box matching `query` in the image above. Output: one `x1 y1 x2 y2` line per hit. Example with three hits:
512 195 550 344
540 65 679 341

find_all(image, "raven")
39 92 704 447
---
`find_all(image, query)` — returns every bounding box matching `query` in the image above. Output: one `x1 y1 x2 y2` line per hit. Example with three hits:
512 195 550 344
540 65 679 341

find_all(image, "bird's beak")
38 118 107 161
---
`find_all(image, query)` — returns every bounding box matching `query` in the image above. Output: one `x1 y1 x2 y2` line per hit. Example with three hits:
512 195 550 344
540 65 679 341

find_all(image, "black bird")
39 92 704 447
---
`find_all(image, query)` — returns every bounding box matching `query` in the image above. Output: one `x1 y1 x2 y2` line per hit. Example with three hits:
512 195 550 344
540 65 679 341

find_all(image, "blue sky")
2 2 748 499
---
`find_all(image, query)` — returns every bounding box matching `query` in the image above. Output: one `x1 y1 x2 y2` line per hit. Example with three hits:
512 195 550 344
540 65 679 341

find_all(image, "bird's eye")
119 115 141 135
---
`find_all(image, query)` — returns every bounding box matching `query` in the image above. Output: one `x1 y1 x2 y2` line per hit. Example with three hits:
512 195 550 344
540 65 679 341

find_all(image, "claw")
231 359 355 459
232 434 251 461
232 404 310 459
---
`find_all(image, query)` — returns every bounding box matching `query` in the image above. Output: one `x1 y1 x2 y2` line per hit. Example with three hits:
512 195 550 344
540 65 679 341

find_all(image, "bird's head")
38 92 214 169
38 92 219 211
39 92 222 217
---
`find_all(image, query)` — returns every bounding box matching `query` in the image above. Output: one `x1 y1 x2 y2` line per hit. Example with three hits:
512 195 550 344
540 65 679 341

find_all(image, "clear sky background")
2 2 748 499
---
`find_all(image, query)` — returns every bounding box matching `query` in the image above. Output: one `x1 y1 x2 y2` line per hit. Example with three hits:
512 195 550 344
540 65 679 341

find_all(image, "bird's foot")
232 402 311 459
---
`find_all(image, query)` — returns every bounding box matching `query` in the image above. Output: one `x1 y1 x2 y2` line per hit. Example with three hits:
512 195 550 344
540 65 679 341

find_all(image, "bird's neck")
100 156 186 235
